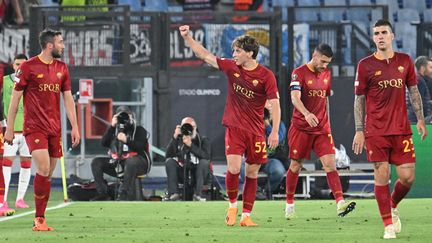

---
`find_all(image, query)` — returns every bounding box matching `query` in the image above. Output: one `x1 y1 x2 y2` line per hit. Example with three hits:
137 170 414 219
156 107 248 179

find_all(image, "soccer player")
286 44 356 219
352 19 428 239
2 54 32 210
4 28 80 230
179 25 281 227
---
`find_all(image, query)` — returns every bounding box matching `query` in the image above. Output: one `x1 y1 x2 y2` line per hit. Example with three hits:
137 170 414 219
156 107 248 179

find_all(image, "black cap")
115 105 132 114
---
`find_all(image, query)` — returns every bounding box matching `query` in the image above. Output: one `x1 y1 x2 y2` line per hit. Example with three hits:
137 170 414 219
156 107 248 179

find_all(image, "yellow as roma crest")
57 72 62 79
307 80 313 85
375 70 381 76
252 79 259 86
35 139 40 144
398 66 404 73
234 73 240 78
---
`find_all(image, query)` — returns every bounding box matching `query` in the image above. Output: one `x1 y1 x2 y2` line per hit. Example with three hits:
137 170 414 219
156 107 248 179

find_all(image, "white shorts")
3 133 31 157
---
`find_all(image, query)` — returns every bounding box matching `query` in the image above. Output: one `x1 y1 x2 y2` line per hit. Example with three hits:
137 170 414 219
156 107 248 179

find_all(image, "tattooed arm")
408 85 428 140
352 95 366 154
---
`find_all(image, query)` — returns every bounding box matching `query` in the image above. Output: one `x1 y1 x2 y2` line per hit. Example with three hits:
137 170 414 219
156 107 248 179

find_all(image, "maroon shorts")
225 126 267 164
288 125 335 160
365 135 415 165
25 132 63 158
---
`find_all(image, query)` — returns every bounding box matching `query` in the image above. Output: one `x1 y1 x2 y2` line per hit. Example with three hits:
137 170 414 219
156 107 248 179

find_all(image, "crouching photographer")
91 106 151 201
164 117 211 201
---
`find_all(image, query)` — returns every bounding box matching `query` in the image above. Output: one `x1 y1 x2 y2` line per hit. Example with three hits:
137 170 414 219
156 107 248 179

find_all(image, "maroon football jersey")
217 58 279 136
14 56 71 136
290 64 332 134
355 52 417 137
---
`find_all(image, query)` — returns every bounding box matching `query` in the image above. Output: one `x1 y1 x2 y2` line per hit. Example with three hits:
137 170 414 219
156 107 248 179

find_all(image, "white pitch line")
0 202 74 222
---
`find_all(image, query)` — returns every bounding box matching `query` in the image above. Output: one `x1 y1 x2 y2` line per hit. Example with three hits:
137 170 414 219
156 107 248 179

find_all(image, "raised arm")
63 90 80 147
408 85 428 140
179 25 219 69
291 90 318 127
352 94 366 154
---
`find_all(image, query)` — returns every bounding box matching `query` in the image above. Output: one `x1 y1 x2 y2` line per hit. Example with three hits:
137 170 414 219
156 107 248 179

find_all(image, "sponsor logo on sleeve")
291 73 298 81
16 69 22 77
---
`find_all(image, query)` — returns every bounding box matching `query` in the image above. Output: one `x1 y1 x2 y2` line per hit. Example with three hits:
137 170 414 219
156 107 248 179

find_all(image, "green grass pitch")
1 190 431 243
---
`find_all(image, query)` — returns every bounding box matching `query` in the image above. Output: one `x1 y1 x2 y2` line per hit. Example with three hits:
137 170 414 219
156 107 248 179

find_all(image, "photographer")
164 117 211 201
90 106 151 201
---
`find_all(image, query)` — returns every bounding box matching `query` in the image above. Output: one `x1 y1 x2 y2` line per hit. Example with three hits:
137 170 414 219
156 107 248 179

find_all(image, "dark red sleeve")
265 71 279 99
14 62 30 91
216 57 235 74
61 64 71 92
354 61 368 95
289 68 303 91
405 57 417 87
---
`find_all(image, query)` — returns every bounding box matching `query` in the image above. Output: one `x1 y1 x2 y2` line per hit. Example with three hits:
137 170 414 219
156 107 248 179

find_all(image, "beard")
52 49 62 58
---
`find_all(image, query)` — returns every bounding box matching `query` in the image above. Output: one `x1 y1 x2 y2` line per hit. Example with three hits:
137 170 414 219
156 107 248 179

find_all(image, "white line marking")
0 202 74 222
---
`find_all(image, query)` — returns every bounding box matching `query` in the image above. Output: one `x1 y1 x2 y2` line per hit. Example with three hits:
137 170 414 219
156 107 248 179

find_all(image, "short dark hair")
315 43 333 58
14 54 28 60
415 56 432 71
39 28 62 49
232 35 260 59
373 19 393 32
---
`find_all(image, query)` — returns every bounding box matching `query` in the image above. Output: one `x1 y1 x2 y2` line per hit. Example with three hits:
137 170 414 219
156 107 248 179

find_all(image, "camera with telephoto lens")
116 111 130 133
179 123 193 138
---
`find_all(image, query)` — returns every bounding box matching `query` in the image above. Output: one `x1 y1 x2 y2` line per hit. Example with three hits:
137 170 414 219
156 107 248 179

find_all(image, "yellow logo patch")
234 73 240 78
323 79 328 84
56 72 62 79
36 74 44 78
35 139 40 144
293 149 298 154
398 66 404 73
307 80 313 85
375 70 381 76
252 79 259 86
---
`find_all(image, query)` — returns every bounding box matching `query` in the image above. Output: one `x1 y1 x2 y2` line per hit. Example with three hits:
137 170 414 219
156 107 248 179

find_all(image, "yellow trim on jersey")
373 51 394 61
306 63 315 72
37 55 53 65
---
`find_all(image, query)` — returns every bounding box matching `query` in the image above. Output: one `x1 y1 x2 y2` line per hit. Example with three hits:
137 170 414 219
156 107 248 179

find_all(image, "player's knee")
2 158 13 167
399 176 415 187
37 169 50 177
21 160 31 168
322 164 337 172
227 166 241 175
289 162 302 173
36 164 51 176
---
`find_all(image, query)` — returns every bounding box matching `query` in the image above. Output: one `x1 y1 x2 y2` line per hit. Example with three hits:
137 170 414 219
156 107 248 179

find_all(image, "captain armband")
290 85 301 91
